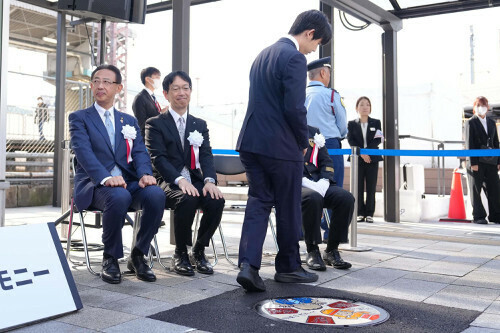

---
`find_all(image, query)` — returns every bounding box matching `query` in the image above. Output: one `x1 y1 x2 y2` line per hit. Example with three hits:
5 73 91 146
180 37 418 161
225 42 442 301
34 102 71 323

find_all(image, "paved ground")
4 202 500 333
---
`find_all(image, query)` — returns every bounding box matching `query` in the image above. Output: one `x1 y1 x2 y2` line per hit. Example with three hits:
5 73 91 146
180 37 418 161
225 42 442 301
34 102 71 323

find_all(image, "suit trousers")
469 163 500 222
301 186 353 250
90 182 165 259
238 152 303 273
357 160 379 217
164 181 224 252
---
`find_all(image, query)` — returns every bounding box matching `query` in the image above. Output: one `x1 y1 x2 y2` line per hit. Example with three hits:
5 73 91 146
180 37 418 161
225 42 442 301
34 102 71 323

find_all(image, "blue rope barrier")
213 148 500 157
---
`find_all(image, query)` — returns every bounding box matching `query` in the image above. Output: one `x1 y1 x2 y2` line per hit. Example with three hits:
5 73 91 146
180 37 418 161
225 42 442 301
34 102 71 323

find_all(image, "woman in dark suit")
465 96 500 224
347 96 382 223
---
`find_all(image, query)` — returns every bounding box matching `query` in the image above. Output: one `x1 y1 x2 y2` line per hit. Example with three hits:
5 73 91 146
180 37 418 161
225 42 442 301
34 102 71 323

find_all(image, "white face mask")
477 106 488 116
152 78 162 90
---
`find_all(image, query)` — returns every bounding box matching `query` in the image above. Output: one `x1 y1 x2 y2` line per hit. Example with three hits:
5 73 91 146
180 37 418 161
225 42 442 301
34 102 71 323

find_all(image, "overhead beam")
391 0 500 19
322 0 402 31
15 0 58 11
147 0 220 14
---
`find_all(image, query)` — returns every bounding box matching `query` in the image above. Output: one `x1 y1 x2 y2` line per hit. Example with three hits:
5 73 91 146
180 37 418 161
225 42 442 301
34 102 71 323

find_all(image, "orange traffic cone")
440 168 469 222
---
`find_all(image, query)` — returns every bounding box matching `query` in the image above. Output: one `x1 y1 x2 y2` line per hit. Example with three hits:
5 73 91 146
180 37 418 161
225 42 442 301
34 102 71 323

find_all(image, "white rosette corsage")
310 132 325 167
187 130 204 169
121 124 137 163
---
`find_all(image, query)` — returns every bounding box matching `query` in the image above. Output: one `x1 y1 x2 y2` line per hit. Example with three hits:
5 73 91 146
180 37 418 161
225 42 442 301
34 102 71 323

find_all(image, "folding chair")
214 154 279 266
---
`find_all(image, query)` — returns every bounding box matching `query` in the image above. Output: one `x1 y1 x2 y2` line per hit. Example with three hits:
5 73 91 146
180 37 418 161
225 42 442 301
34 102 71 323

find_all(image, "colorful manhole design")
255 297 389 327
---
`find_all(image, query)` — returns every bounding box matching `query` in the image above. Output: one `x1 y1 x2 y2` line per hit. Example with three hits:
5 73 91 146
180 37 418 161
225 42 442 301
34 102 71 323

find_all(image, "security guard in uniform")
305 57 348 241
301 126 353 270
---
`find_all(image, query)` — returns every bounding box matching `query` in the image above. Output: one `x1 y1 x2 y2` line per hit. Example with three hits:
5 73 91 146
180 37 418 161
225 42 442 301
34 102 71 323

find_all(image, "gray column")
0 0 11 227
320 1 334 88
172 0 190 73
53 12 67 207
381 27 399 222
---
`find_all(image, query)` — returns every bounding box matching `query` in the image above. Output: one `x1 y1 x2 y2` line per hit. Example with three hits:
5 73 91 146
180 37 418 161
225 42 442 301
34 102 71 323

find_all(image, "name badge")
370 127 376 131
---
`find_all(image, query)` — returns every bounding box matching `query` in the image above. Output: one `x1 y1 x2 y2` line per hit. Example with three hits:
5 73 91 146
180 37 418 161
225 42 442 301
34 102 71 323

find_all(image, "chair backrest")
213 155 245 175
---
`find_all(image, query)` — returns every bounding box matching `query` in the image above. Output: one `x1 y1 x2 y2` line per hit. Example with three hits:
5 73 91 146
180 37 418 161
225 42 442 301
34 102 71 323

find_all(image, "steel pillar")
172 0 190 73
320 1 334 88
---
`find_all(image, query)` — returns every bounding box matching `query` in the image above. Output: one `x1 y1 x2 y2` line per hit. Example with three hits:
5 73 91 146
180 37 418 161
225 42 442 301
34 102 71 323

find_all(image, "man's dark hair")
288 10 332 45
162 71 192 92
91 64 122 84
140 67 161 85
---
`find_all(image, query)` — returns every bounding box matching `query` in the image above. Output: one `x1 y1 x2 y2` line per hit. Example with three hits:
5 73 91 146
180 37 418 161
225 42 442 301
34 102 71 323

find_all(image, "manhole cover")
255 297 389 327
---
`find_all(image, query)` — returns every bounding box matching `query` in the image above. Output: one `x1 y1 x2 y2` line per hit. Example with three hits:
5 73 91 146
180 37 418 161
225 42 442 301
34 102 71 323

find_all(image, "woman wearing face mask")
347 97 383 223
465 96 500 224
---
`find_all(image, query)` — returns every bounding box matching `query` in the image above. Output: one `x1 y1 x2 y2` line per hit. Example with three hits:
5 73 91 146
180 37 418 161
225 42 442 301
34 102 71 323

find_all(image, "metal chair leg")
79 211 100 276
217 224 237 266
65 198 75 260
323 208 331 228
152 235 169 270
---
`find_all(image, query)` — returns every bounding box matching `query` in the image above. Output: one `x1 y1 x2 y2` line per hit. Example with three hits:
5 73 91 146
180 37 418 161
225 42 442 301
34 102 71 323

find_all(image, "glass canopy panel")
396 0 461 8
368 0 394 10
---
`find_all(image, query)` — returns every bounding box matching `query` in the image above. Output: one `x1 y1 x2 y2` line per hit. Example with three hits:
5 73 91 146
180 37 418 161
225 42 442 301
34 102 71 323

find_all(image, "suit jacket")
236 38 309 162
303 126 336 185
69 105 153 211
132 89 160 138
347 117 383 163
145 111 217 190
465 115 500 167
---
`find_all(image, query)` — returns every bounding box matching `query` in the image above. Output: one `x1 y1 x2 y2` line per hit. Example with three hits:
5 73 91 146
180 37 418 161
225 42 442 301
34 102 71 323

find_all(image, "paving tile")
321 267 408 293
204 269 240 286
174 277 239 297
404 272 459 284
73 271 112 288
400 249 449 261
78 288 131 307
139 286 207 306
423 241 471 252
97 277 166 295
104 318 194 333
462 327 500 333
424 285 500 311
470 313 500 330
454 271 500 290
418 260 479 276
11 321 97 333
476 260 500 273
442 253 492 265
369 277 447 302
338 250 396 266
485 301 500 315
56 306 138 331
99 296 177 316
374 256 435 271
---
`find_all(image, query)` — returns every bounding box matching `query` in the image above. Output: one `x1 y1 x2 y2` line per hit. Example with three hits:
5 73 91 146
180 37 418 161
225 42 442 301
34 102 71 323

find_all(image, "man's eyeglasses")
92 79 118 87
170 85 191 93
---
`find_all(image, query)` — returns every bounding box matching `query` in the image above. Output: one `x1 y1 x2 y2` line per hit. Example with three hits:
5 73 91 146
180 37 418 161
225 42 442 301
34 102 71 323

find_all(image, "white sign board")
0 223 82 331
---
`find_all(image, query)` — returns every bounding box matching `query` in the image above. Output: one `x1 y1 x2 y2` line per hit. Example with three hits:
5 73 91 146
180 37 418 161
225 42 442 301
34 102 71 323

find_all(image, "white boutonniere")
187 130 204 169
309 132 325 167
121 124 136 163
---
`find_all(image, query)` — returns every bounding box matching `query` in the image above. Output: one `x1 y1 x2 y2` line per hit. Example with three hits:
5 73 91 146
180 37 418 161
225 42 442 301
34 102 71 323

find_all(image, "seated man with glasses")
69 64 165 284
145 71 225 277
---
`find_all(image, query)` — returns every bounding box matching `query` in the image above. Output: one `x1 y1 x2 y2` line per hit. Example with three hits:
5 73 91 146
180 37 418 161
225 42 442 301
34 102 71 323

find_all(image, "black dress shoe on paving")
323 249 352 269
127 254 156 282
365 216 374 223
306 249 326 271
236 263 266 292
101 257 121 284
190 250 214 275
357 216 365 222
172 252 195 276
274 266 318 283
473 219 488 224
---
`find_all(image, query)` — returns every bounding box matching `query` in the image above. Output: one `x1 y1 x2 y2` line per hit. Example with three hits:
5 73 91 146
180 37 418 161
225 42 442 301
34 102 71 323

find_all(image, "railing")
399 135 464 197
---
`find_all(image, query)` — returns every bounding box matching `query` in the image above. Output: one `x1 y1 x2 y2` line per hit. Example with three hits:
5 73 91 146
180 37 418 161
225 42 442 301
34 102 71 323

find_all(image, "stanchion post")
341 146 371 252
59 140 70 238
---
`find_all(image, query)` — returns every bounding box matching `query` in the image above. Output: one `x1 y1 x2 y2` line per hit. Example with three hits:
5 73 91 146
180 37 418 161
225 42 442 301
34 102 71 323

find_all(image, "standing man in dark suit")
301 126 353 271
146 71 224 277
236 10 332 292
347 96 383 223
132 67 166 138
69 64 165 284
465 96 500 224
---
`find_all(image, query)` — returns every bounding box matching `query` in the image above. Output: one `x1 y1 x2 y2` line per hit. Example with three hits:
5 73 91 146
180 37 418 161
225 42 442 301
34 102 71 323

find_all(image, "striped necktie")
104 110 121 177
152 94 161 113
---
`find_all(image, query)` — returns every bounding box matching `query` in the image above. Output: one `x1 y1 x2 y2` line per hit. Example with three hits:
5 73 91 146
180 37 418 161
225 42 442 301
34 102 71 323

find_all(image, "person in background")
465 96 500 224
347 96 383 223
132 67 167 138
34 96 49 140
301 126 353 271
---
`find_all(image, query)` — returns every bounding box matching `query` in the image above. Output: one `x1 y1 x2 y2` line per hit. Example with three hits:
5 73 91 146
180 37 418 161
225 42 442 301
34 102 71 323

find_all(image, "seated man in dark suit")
145 71 224 277
69 64 165 284
301 126 353 271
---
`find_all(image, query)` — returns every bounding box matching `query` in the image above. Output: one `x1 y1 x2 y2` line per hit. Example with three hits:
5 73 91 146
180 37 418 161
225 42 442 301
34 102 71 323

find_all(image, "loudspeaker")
58 0 146 24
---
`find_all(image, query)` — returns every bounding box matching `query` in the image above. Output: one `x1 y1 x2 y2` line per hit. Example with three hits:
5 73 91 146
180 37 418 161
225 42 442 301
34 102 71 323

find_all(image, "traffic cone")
439 168 470 223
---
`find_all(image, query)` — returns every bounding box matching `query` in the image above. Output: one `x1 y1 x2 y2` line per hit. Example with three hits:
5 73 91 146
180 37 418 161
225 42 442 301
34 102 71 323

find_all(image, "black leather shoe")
323 249 352 269
236 263 266 292
127 254 156 282
190 249 214 275
172 252 195 276
274 266 318 283
357 216 365 223
473 219 488 224
306 249 326 271
101 257 121 284
365 216 374 223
